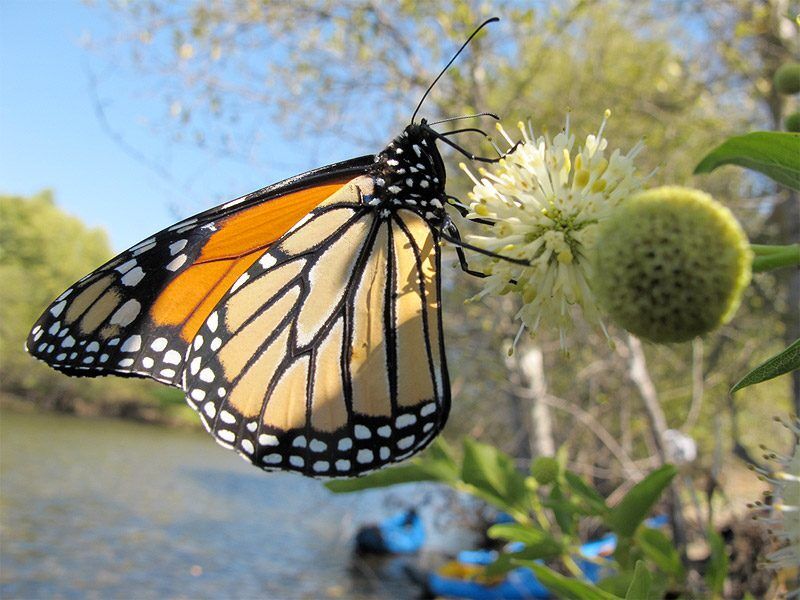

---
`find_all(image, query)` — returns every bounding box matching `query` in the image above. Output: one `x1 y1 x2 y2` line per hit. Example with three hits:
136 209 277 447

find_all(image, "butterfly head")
371 122 447 222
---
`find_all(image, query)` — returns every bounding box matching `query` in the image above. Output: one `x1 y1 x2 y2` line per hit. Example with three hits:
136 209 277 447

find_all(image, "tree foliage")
84 0 800 466
0 192 188 420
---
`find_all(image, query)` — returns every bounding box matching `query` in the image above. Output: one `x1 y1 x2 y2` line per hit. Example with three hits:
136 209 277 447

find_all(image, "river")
0 409 475 599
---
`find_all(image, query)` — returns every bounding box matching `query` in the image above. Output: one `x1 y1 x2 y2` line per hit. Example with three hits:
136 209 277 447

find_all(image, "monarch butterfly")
26 18 522 477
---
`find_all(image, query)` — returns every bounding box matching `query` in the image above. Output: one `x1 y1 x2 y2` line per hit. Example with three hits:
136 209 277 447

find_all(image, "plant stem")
562 553 584 578
751 244 800 272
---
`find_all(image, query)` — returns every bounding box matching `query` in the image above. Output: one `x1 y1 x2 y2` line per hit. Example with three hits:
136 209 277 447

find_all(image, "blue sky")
1 1 370 251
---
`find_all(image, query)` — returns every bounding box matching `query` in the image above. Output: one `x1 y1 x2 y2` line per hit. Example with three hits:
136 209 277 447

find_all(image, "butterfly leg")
441 220 487 278
431 132 521 164
444 195 494 226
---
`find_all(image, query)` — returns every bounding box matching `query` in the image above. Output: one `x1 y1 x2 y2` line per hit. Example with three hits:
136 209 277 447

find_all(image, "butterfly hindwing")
183 176 450 476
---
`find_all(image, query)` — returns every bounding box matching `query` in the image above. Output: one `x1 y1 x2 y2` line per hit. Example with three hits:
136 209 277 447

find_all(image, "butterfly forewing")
26 218 220 384
183 177 450 476
26 164 370 386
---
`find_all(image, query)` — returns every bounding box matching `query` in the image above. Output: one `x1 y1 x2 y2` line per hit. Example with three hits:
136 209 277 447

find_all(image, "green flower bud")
531 456 559 485
785 112 800 133
593 186 752 343
774 62 800 95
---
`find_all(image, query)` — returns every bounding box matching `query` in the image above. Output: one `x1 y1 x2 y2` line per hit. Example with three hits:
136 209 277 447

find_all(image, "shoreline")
0 392 198 428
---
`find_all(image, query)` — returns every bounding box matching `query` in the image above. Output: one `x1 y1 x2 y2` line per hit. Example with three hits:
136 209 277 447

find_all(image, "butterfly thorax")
369 123 447 223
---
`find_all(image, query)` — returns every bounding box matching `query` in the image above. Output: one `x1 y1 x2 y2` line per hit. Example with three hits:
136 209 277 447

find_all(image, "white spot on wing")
189 356 201 375
230 272 249 292
218 429 235 443
169 217 197 231
132 242 156 256
50 301 66 317
121 335 142 352
130 237 155 252
169 239 188 255
396 414 417 428
259 434 279 446
166 254 187 272
397 435 415 450
121 267 145 286
259 254 277 269
163 350 182 365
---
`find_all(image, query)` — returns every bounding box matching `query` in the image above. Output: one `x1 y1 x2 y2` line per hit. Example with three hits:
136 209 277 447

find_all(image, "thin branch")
626 335 668 459
682 337 705 431
517 391 643 479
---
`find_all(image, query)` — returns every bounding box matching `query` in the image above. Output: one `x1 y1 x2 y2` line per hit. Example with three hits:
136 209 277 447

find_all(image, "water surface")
0 409 461 599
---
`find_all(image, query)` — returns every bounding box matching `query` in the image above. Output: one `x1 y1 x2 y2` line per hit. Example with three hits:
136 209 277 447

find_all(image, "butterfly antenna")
428 112 499 126
410 17 499 124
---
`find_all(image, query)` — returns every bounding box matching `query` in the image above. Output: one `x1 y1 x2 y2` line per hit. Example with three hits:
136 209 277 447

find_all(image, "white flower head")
750 415 800 589
460 111 646 348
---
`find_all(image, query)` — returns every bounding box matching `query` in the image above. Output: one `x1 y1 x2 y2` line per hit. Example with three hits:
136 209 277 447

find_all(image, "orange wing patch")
150 179 353 342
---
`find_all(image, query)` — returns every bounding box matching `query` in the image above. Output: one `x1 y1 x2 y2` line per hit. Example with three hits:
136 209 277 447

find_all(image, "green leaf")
485 538 565 578
325 464 439 492
731 338 800 393
515 562 622 600
548 481 577 535
461 438 530 514
705 528 728 596
484 552 517 578
602 571 669 600
487 523 563 556
636 528 685 578
606 465 677 538
751 244 800 272
488 523 548 545
564 471 609 515
625 561 652 599
694 132 800 190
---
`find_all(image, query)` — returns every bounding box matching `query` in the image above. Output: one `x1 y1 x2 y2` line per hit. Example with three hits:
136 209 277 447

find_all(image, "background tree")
82 0 796 486
0 192 189 422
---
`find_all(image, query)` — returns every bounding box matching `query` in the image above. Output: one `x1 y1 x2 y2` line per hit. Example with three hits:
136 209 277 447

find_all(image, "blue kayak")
428 516 669 599
355 509 425 554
